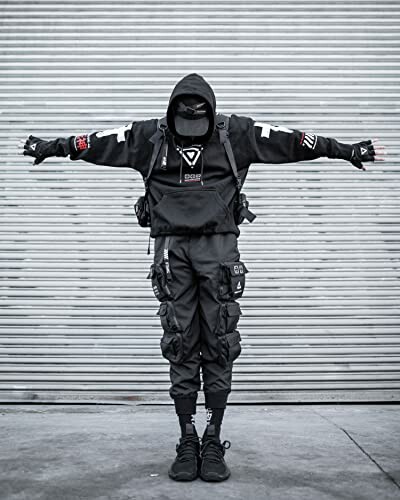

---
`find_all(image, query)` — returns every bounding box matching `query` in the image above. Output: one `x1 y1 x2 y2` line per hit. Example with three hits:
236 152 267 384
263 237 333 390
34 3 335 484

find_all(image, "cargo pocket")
147 263 172 302
157 301 184 364
219 261 248 300
215 301 242 336
217 330 242 367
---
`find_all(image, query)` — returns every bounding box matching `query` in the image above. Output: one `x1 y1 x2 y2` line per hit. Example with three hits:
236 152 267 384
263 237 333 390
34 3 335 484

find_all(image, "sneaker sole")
199 470 231 482
168 469 198 482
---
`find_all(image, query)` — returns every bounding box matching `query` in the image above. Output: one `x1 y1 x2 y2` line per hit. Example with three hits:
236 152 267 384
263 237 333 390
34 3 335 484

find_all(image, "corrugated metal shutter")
1 0 399 403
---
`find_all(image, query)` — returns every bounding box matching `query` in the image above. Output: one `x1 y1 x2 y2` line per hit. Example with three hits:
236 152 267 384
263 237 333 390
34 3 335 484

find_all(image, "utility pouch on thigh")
147 263 172 301
217 330 242 367
219 261 248 300
157 301 184 364
215 301 241 336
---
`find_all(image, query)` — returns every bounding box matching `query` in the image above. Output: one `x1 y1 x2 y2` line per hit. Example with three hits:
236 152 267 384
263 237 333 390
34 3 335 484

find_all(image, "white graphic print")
301 132 317 150
30 143 36 151
254 122 294 138
361 147 368 156
96 123 131 143
206 408 213 424
176 144 203 167
184 173 202 183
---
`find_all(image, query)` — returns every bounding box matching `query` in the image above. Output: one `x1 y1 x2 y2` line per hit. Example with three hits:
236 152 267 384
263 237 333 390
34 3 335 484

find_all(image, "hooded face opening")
166 73 217 144
173 94 210 137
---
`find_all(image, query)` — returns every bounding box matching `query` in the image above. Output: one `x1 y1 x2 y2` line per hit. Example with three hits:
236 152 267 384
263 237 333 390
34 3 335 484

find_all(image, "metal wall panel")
0 0 399 402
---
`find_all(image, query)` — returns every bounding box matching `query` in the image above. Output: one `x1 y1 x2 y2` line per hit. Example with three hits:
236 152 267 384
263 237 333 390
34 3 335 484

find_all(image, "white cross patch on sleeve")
96 123 132 143
254 122 294 139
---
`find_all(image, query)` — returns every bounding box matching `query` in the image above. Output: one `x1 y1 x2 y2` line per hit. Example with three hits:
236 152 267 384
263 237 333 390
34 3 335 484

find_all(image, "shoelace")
176 435 200 462
201 438 231 463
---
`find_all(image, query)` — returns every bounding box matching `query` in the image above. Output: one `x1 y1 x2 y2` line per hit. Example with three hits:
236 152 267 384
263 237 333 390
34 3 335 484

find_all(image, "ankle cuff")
174 395 198 415
204 390 229 409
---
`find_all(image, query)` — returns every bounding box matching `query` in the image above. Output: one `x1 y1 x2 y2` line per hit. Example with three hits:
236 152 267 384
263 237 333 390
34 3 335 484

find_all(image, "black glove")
22 135 72 165
22 135 53 165
349 140 376 171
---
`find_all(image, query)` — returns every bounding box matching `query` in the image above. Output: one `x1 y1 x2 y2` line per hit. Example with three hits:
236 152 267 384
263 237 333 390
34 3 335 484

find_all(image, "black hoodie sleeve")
232 115 354 165
65 120 155 174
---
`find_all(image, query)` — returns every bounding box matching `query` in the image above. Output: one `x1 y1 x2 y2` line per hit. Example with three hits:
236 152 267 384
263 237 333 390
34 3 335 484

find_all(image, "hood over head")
166 73 216 143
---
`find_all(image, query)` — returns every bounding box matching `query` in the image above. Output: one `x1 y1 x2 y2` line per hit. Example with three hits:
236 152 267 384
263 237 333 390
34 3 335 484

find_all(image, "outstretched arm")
19 121 153 172
246 118 385 170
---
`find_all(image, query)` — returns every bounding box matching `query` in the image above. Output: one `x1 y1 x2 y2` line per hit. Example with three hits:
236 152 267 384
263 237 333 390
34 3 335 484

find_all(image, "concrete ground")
0 404 399 500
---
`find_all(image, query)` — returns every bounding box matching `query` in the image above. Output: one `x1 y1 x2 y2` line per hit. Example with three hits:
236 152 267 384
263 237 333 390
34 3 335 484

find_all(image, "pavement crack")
312 408 400 491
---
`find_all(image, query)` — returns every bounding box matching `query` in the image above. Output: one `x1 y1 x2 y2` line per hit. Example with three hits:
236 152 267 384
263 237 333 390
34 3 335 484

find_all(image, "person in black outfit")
21 73 385 482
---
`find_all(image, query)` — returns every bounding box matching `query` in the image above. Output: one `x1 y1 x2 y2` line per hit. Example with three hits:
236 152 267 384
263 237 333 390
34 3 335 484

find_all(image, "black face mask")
173 96 210 141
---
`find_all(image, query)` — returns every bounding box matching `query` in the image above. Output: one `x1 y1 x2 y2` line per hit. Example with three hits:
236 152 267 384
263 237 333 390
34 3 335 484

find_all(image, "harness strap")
146 117 168 190
216 114 256 224
216 114 242 191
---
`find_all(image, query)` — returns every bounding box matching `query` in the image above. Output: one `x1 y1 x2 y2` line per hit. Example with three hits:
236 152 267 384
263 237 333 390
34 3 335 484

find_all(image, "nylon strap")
216 114 256 224
146 117 168 190
217 114 242 191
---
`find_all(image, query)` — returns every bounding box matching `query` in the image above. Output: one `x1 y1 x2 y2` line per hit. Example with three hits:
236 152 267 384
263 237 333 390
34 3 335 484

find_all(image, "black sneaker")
168 423 201 481
199 424 231 482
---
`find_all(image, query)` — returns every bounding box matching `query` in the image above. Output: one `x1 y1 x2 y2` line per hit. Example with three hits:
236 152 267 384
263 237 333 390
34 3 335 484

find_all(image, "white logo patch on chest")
176 144 203 167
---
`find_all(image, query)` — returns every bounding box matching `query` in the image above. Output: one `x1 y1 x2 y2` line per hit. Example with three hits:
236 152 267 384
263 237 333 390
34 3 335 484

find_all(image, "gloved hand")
21 135 56 165
349 139 385 171
20 135 72 165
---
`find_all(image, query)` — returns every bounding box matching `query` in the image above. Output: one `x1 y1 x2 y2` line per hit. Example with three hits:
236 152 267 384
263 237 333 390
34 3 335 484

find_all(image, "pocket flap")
226 302 241 317
224 261 248 277
226 330 241 347
160 335 174 345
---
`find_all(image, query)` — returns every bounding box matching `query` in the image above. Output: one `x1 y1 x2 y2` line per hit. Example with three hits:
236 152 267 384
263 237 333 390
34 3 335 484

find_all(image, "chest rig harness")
134 114 256 253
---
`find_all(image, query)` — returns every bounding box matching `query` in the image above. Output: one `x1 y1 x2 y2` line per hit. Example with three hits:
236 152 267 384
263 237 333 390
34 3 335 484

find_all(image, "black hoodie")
65 72 354 237
166 72 216 144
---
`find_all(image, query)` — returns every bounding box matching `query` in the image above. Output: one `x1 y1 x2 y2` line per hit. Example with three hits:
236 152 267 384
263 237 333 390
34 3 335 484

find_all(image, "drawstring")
147 129 167 255
200 148 204 185
179 146 183 183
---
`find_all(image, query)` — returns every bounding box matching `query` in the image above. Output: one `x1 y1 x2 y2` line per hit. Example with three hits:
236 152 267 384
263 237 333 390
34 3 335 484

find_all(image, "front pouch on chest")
151 187 229 234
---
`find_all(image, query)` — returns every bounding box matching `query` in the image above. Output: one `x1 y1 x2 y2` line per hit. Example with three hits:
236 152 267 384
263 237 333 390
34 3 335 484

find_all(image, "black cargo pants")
148 232 247 415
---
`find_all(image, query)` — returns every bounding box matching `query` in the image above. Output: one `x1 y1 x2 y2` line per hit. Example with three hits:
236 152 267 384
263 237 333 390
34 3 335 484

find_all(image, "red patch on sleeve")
74 134 89 151
299 131 305 145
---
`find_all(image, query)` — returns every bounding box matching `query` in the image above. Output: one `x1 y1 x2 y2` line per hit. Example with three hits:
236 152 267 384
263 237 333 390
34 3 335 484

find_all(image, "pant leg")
190 233 246 409
150 235 201 414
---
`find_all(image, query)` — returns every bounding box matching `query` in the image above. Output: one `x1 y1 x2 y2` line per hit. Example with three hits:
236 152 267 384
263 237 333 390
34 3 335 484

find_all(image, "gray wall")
1 0 399 402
